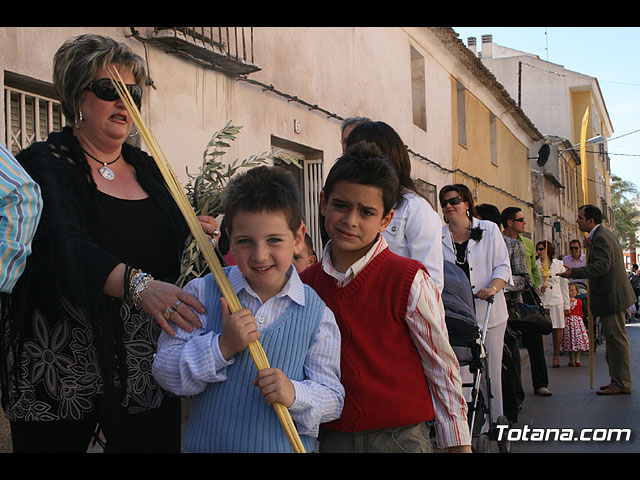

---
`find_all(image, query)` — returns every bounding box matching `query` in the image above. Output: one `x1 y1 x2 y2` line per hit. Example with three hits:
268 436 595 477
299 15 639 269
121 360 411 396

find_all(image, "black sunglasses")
85 78 142 108
536 246 546 251
441 196 464 208
511 217 525 223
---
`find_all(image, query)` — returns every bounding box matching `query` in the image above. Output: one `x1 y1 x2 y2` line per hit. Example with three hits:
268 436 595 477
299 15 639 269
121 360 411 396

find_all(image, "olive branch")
176 121 271 287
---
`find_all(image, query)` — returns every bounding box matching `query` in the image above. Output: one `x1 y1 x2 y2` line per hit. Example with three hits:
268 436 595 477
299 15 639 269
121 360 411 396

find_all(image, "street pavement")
505 317 640 453
1 319 639 454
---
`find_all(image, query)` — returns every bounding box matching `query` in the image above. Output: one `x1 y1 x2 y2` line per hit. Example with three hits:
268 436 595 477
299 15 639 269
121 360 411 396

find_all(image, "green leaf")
177 121 268 287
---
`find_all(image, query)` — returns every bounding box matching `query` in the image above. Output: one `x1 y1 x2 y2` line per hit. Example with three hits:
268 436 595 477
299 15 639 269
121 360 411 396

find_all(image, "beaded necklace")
449 223 470 266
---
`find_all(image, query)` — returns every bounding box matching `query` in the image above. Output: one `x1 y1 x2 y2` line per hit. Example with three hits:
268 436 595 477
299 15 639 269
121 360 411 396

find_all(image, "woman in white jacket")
535 240 570 368
440 184 512 429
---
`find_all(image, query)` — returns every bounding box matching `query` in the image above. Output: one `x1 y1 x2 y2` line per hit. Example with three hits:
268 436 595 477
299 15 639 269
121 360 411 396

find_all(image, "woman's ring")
163 305 176 320
173 300 182 310
213 229 220 237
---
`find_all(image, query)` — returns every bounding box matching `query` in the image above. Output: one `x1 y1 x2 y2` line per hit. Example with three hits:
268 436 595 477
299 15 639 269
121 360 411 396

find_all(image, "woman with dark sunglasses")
1 34 217 453
439 184 512 433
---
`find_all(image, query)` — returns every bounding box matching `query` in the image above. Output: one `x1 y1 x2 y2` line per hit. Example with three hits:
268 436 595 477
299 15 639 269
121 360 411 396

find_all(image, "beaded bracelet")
132 274 153 309
126 267 154 309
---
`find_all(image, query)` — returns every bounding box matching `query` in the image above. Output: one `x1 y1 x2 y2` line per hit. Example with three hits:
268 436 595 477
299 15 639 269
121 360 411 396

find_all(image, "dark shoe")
535 387 552 396
599 384 612 390
596 388 631 395
552 355 560 368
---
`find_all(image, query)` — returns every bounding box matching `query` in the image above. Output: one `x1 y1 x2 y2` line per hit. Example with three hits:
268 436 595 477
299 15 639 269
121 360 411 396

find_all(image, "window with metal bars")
4 85 64 155
415 178 438 212
272 145 324 259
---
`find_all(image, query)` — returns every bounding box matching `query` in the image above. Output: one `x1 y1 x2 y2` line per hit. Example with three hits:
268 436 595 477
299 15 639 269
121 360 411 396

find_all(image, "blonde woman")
1 34 216 453
535 240 570 368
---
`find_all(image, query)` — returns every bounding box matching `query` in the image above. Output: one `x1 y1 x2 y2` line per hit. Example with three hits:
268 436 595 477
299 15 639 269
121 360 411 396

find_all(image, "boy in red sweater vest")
300 142 471 453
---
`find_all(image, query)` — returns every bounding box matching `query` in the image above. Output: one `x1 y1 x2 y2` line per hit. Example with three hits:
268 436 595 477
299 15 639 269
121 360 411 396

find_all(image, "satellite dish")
536 144 550 167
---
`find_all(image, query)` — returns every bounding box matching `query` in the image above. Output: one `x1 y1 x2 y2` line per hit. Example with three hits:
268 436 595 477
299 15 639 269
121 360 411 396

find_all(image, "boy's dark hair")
501 206 522 229
323 141 399 216
345 121 420 206
223 166 302 236
303 233 316 256
476 203 502 226
579 204 603 225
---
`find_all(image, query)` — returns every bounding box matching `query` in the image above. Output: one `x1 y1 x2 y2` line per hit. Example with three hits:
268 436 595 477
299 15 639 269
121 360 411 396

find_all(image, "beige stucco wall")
1 27 456 191
450 77 535 232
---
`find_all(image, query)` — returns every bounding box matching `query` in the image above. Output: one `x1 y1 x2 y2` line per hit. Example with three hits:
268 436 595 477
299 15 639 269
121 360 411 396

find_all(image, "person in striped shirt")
0 141 42 293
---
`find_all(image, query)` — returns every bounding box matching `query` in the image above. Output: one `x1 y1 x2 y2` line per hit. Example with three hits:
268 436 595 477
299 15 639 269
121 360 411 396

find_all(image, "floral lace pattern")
4 297 164 422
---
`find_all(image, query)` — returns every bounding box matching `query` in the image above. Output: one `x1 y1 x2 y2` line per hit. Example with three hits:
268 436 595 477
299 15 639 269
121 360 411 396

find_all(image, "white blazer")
442 217 512 328
383 189 444 292
536 258 570 309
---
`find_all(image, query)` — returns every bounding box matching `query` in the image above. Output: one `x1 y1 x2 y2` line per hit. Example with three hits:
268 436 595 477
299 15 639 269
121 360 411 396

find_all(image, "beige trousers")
599 310 632 392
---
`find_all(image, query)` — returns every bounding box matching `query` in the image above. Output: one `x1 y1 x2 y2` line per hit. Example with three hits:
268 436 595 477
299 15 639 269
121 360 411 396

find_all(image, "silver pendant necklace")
83 149 121 181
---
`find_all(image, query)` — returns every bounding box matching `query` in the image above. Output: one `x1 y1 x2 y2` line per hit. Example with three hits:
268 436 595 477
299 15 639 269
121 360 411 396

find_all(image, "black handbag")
507 286 553 335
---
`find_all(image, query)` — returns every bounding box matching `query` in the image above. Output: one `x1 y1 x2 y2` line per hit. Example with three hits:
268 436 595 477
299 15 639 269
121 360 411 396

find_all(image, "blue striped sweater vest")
184 269 323 453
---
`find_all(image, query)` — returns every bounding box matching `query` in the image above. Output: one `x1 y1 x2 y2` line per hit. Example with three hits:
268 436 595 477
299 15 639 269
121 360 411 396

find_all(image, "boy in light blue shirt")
152 166 343 453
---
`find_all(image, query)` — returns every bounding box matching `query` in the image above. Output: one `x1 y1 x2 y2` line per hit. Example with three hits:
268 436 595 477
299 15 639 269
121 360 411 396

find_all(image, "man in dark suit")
559 205 634 395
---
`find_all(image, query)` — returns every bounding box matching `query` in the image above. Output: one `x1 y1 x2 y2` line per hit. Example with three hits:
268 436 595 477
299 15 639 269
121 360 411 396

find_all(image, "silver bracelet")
130 271 154 309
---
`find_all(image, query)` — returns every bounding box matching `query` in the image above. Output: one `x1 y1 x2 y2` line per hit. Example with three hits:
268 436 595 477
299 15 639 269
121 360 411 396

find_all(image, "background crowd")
0 33 635 453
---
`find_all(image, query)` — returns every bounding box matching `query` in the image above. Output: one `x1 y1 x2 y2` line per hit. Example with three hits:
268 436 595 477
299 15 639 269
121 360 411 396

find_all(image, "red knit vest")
300 247 435 432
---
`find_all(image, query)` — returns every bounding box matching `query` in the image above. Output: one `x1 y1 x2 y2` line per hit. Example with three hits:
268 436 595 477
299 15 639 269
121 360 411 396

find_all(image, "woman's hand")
138 280 205 336
476 287 495 300
198 215 221 244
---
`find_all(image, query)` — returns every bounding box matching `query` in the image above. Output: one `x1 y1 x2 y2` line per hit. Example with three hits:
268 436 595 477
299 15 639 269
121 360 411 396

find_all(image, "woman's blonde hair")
53 34 147 124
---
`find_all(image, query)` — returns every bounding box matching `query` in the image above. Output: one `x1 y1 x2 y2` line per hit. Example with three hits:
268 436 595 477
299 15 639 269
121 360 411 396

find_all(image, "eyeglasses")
441 196 464 208
570 246 580 250
85 78 142 108
536 247 546 251
511 217 525 223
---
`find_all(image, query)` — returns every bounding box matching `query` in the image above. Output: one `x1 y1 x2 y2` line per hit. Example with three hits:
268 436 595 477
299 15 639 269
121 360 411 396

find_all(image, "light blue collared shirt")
0 142 42 293
152 265 344 437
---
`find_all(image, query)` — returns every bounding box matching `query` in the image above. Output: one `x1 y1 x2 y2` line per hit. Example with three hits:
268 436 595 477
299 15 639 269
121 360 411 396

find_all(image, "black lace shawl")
0 127 189 422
